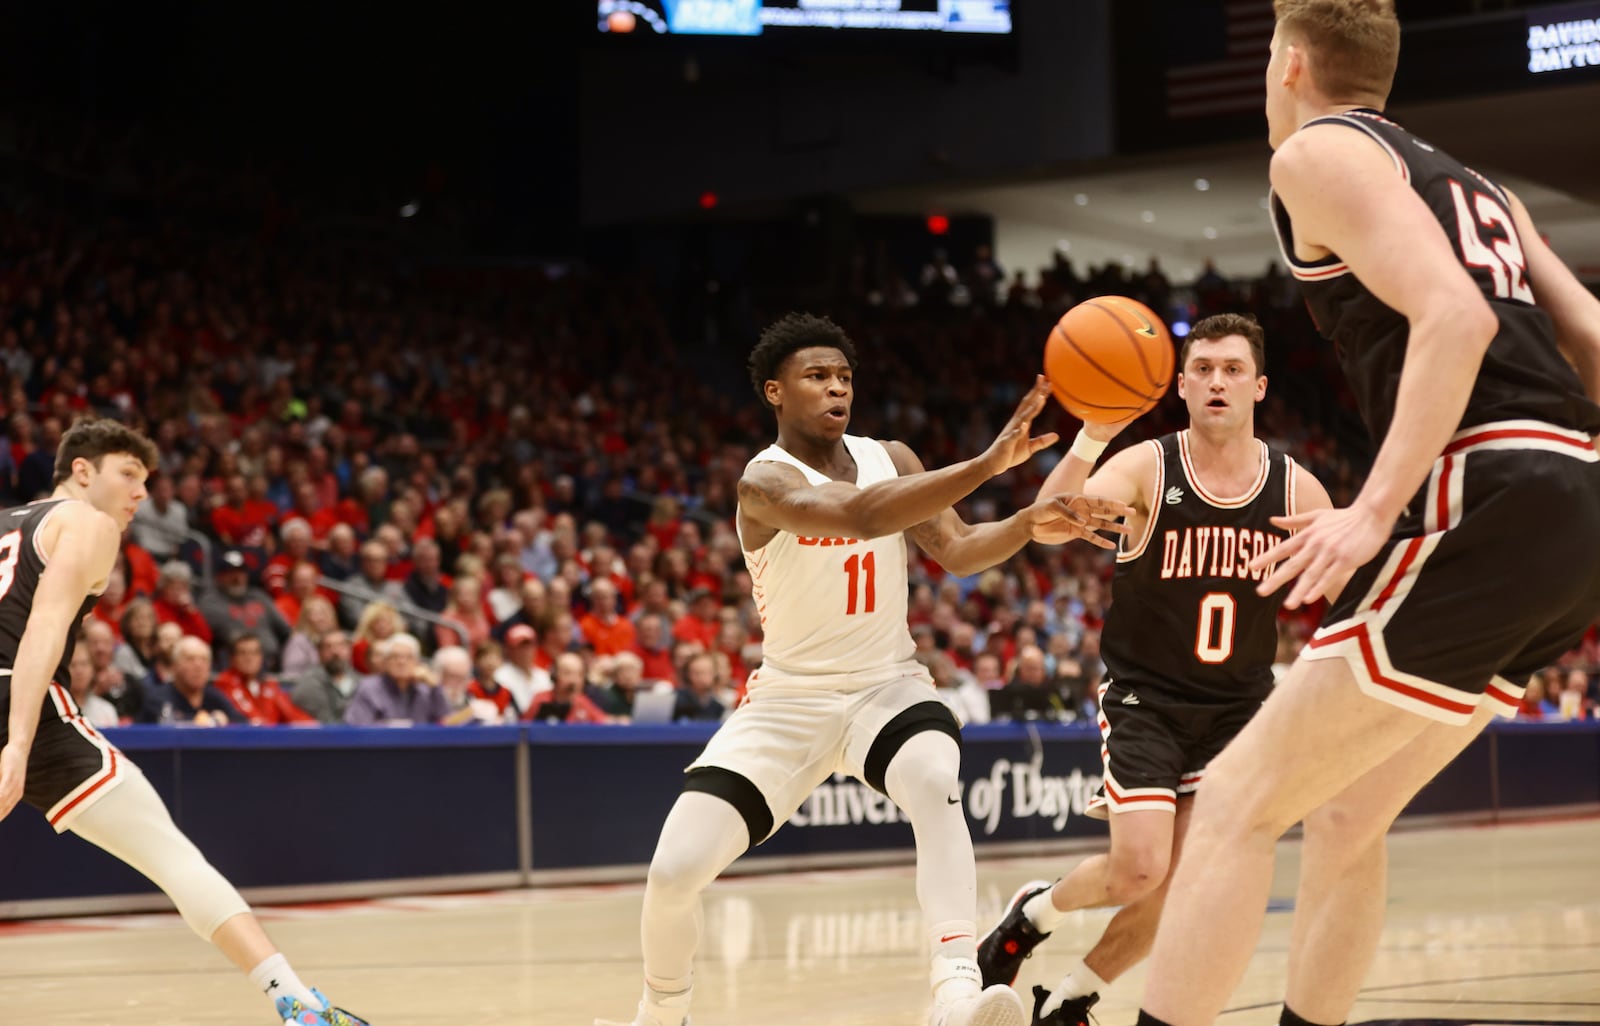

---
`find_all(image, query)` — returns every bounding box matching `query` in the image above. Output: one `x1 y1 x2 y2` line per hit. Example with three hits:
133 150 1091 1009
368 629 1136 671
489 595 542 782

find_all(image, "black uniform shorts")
1306 421 1600 725
0 675 128 832
1089 677 1263 818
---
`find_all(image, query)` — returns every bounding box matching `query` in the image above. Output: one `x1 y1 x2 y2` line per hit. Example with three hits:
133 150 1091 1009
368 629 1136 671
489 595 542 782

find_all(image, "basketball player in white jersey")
598 313 1132 1026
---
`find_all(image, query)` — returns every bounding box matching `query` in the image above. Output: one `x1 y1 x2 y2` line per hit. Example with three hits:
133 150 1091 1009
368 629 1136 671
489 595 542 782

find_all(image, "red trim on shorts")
1484 680 1519 707
1370 537 1423 613
47 747 119 827
1434 456 1453 531
1442 428 1594 457
1307 624 1477 717
1104 777 1177 808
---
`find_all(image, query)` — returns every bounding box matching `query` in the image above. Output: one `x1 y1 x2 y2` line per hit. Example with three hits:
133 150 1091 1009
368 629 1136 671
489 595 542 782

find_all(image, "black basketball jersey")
1101 432 1294 704
0 499 101 700
1270 109 1600 443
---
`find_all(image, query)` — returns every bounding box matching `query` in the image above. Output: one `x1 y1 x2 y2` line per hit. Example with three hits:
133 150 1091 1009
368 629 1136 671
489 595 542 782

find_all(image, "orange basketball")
1044 296 1174 425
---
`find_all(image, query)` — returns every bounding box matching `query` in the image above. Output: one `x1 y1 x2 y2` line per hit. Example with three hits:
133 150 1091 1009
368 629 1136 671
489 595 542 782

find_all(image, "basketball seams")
1087 299 1160 391
1052 322 1158 406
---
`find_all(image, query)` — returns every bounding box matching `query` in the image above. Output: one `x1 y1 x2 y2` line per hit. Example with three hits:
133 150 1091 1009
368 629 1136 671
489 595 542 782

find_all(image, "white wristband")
1069 430 1108 463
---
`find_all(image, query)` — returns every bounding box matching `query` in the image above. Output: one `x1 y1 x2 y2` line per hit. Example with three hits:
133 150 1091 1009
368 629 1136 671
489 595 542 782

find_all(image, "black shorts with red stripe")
0 676 126 832
1090 678 1262 817
1306 420 1600 725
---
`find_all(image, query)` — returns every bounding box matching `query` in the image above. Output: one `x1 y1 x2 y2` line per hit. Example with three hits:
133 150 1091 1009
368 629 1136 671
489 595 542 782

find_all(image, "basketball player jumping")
0 420 369 1026
599 312 1133 1026
977 314 1332 1026
1137 4 1600 1026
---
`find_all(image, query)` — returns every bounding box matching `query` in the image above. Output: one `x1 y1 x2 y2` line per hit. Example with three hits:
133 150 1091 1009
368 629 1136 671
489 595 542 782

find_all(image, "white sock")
642 975 692 1026
1023 885 1067 933
1040 958 1109 1015
930 920 981 1003
249 953 322 1011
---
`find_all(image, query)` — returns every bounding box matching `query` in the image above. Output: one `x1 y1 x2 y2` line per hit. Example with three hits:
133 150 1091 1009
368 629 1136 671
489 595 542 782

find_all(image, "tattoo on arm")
906 514 947 557
736 464 802 515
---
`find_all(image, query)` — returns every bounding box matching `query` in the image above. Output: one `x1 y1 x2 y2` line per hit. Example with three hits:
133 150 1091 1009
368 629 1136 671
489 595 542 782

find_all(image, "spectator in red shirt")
211 473 277 547
536 612 577 672
274 561 323 627
579 578 636 656
467 639 518 720
212 634 314 726
633 613 678 685
673 589 720 649
152 560 212 643
524 652 609 724
264 517 316 596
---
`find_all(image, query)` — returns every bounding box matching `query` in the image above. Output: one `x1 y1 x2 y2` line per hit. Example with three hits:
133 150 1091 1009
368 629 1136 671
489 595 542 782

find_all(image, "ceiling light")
1075 193 1089 206
1203 226 1219 239
1194 178 1211 191
1141 210 1155 223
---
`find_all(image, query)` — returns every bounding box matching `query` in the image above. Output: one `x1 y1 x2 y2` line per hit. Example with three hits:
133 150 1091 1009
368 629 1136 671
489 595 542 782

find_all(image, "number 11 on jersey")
844 551 876 615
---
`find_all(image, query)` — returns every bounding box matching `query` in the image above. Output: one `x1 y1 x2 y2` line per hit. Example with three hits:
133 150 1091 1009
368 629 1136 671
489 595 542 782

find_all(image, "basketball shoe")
977 880 1054 988
931 984 1028 1026
1030 986 1099 1026
275 989 370 1025
595 984 691 1026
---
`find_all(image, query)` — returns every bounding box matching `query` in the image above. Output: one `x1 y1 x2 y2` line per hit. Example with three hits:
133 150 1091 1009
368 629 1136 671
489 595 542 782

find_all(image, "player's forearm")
1356 307 1497 524
6 620 74 749
1037 452 1093 503
934 515 1032 577
843 457 993 539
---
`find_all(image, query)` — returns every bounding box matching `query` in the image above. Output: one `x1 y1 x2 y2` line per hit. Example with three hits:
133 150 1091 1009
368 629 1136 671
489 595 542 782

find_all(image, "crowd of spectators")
6 153 1595 731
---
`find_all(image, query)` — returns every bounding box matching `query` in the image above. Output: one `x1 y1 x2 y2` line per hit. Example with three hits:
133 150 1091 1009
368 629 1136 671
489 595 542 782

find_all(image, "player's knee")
1192 750 1298 840
1104 845 1171 905
1302 799 1389 868
883 731 960 805
646 839 722 900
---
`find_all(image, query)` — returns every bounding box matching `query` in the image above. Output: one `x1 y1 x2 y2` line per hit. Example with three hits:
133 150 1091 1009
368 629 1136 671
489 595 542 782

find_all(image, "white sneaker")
932 984 1028 1026
594 1007 688 1026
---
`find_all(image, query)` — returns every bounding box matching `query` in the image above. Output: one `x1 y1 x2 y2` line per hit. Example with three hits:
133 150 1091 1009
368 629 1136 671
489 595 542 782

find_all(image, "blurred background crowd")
7 166 1593 732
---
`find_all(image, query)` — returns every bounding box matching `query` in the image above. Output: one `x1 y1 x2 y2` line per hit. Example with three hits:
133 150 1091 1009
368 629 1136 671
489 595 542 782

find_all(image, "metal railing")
314 574 471 646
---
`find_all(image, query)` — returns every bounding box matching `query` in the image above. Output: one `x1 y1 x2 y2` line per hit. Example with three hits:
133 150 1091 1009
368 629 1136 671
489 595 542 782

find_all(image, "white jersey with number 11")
739 434 915 684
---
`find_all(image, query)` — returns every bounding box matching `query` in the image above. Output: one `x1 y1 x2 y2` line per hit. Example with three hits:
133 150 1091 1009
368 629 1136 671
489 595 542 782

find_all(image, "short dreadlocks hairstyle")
747 313 859 409
53 417 159 487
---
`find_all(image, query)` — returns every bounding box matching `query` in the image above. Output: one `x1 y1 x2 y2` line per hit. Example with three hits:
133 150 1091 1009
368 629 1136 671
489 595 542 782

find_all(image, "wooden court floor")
1 817 1596 1026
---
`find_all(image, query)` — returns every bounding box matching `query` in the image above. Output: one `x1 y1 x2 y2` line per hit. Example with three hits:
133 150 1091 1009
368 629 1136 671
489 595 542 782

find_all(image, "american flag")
1164 0 1275 120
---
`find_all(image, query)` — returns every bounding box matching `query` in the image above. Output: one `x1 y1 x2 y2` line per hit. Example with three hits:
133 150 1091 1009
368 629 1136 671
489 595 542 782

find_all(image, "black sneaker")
1030 986 1099 1026
977 880 1054 988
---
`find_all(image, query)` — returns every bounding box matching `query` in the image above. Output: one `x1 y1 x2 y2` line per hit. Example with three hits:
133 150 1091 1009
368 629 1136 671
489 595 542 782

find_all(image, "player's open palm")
1025 493 1135 549
1251 504 1389 608
982 376 1060 476
0 742 28 822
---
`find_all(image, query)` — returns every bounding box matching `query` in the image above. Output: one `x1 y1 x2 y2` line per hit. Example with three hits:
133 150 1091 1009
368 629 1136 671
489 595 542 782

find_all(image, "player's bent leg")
980 784 1178 989
1033 799 1196 1026
1284 697 1500 1026
1139 656 1432 1026
67 766 370 1025
876 718 1025 1026
610 788 753 1026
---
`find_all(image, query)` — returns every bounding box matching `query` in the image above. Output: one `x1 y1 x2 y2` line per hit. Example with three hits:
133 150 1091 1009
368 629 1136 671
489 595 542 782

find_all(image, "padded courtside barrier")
0 720 1593 919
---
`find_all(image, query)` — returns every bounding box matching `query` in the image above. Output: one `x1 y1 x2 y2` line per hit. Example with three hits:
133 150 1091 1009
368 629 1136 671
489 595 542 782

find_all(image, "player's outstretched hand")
0 742 28 822
1251 504 1388 608
981 376 1060 477
1024 493 1135 549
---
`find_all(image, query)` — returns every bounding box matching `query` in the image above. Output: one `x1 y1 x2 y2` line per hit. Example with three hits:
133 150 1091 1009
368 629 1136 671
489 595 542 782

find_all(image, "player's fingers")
1080 531 1118 550
1285 549 1336 609
1250 530 1305 574
1257 541 1313 596
1269 510 1323 531
1028 432 1059 454
1069 496 1136 520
